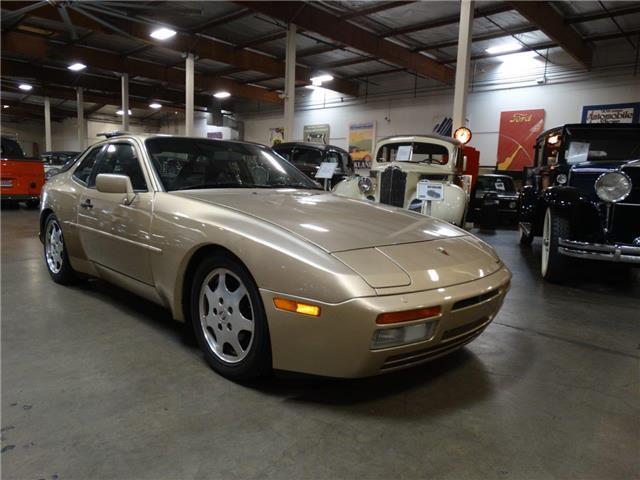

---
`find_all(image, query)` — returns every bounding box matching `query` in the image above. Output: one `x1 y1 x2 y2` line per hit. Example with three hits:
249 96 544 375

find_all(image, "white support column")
284 23 296 141
185 53 194 136
44 97 52 152
77 87 86 150
121 73 129 131
452 0 474 132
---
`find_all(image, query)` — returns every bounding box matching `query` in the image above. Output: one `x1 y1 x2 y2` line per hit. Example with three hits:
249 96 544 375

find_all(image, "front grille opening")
441 317 489 341
451 290 500 311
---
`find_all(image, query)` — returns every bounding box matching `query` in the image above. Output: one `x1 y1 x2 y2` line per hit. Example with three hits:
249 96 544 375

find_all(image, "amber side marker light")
377 306 441 325
273 298 321 317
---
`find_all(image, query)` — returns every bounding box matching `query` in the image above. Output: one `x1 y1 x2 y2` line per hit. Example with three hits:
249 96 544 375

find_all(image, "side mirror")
96 173 136 204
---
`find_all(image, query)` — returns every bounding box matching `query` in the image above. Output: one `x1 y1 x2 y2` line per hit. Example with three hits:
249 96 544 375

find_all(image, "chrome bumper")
558 238 640 264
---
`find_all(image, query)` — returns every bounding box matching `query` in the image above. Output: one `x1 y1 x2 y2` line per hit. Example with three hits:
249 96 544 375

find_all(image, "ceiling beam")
1 100 70 120
0 2 359 97
508 1 592 68
416 25 539 53
237 1 455 84
1 31 282 104
439 41 558 64
565 4 640 24
379 4 513 38
341 1 417 20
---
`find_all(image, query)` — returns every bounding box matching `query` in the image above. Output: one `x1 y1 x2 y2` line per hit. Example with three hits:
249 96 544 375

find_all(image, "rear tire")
541 208 571 283
519 223 534 246
190 254 272 381
43 213 78 284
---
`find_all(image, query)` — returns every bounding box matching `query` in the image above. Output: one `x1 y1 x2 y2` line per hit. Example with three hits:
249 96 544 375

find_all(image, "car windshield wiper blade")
179 183 257 190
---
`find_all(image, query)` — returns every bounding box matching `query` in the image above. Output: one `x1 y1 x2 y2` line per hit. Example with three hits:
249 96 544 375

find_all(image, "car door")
76 140 155 285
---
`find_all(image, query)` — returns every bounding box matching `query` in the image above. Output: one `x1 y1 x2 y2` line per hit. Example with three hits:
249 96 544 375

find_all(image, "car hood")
173 189 467 253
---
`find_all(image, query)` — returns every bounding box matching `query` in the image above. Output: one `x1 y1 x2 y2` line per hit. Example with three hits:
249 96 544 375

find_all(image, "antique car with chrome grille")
333 134 469 226
518 123 640 282
40 133 510 381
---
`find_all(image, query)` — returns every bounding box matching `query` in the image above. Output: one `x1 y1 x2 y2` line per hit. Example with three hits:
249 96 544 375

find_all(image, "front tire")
43 213 78 284
519 223 534 246
190 254 272 381
541 208 571 283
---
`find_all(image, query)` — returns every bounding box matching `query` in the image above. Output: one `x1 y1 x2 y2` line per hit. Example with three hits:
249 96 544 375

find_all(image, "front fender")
410 184 467 226
332 176 368 201
532 187 602 239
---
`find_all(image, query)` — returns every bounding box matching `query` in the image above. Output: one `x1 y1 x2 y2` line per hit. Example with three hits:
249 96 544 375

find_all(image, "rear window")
1 137 25 159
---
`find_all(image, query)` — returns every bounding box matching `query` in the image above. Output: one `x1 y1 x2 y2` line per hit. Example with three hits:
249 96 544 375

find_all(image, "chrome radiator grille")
379 167 406 208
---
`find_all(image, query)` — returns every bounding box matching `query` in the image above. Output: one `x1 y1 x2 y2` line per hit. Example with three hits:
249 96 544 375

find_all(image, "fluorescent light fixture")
150 27 176 40
68 62 86 71
213 91 231 99
3 105 9 109
310 74 333 86
149 103 162 109
116 109 132 115
486 43 523 55
18 83 33 91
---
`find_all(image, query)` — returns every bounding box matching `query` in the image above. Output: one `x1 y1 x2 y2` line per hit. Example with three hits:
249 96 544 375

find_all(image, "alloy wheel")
198 268 255 364
45 220 64 274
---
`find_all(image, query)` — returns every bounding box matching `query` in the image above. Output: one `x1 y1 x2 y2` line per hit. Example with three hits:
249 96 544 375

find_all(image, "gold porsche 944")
40 134 511 380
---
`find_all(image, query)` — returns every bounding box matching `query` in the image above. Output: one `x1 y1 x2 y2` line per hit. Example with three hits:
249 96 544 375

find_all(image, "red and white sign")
496 109 545 172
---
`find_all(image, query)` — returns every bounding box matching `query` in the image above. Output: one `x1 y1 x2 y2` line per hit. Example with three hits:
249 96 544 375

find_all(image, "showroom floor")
1 208 639 480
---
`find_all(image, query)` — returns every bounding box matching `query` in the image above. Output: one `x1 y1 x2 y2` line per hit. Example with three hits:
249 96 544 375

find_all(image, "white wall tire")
541 208 571 283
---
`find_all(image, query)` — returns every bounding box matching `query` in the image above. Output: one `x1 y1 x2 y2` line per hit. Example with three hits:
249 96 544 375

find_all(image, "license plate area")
1 179 13 188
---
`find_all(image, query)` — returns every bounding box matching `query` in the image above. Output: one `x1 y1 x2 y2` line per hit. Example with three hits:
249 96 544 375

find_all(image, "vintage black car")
518 123 639 282
469 174 519 224
273 142 354 187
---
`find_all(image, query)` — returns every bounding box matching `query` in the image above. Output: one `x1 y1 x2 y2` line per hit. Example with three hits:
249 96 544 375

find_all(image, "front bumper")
261 267 511 378
558 238 640 264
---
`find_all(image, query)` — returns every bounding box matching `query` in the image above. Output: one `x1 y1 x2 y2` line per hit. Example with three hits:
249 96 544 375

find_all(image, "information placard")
315 162 338 179
416 180 444 202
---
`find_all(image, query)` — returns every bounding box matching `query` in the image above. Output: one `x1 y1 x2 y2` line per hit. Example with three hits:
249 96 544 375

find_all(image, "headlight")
556 173 567 185
358 176 375 194
595 172 632 203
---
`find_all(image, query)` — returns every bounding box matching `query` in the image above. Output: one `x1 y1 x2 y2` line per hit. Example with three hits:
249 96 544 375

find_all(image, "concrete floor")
1 207 639 480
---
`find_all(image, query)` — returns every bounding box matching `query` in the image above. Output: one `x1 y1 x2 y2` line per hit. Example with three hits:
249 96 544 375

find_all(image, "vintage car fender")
408 183 467 226
332 176 368 201
531 186 602 239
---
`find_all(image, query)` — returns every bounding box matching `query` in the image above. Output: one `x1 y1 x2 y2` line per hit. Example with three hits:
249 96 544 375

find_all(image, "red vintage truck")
1 135 45 207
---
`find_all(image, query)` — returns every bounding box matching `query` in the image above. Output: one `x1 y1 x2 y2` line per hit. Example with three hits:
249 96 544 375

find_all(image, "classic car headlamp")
556 173 567 185
358 176 375 194
595 171 632 203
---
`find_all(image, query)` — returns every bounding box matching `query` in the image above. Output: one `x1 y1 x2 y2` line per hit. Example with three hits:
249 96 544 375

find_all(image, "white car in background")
333 134 470 226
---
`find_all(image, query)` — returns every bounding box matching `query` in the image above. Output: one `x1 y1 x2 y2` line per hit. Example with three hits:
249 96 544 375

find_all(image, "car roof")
377 134 461 146
90 133 271 149
536 123 640 142
478 174 513 179
274 142 347 153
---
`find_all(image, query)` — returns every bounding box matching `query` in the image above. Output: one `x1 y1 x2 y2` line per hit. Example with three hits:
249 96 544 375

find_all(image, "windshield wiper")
179 183 260 190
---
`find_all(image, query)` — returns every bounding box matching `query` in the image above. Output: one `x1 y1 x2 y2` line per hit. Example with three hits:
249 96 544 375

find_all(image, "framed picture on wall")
302 124 330 144
496 109 545 172
269 127 284 146
581 103 640 124
348 121 376 173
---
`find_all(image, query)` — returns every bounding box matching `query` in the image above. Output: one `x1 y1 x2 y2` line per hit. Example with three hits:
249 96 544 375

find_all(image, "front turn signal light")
376 306 441 325
273 298 321 317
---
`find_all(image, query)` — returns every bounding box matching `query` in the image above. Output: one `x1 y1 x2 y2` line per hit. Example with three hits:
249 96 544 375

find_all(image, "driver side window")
72 146 103 185
90 143 147 191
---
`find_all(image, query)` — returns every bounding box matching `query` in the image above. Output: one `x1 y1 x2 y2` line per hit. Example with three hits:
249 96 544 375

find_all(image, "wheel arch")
531 187 596 237
176 243 257 325
39 207 55 243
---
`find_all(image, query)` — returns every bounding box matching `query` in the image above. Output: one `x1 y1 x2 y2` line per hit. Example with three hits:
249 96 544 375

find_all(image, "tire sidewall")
190 254 271 381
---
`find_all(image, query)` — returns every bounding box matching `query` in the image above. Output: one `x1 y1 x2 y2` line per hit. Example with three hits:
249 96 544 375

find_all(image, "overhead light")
116 109 132 115
18 83 33 91
213 91 231 99
3 105 9 109
221 109 232 115
68 62 86 71
310 74 333 86
486 43 523 55
149 103 162 109
150 27 176 40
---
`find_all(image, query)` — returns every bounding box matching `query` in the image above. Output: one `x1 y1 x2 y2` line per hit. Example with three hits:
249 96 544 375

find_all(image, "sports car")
40 134 511 380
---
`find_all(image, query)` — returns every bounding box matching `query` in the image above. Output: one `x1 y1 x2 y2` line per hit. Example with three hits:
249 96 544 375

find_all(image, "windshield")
476 176 516 194
1 137 25 159
565 129 640 164
145 138 320 192
376 141 450 165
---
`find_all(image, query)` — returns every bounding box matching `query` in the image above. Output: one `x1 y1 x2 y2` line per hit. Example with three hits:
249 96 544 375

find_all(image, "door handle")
80 199 93 209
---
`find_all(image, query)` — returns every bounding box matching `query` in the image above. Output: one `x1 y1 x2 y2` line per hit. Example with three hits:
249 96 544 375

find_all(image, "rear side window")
91 143 147 191
273 146 293 161
1 137 25 159
292 147 323 166
73 146 102 184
